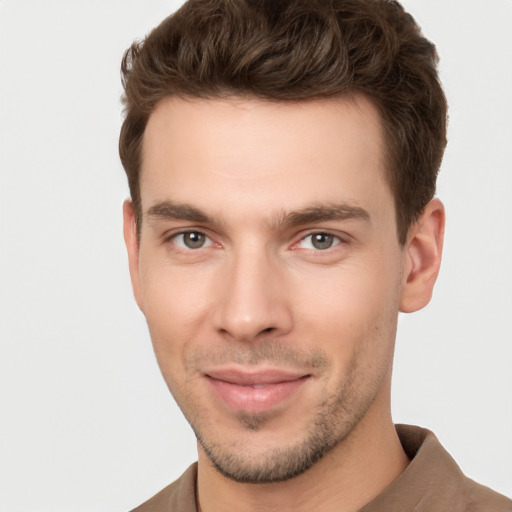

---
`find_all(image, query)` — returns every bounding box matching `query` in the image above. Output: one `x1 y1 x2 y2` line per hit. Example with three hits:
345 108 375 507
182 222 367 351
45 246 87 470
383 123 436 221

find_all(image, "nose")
212 247 293 342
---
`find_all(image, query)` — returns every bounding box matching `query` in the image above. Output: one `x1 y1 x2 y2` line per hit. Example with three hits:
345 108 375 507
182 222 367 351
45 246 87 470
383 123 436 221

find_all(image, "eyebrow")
145 200 370 228
146 201 214 224
275 203 370 229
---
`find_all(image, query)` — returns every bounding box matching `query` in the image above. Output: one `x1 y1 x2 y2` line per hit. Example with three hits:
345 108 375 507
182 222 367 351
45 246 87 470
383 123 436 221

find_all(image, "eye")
298 232 341 250
171 231 213 250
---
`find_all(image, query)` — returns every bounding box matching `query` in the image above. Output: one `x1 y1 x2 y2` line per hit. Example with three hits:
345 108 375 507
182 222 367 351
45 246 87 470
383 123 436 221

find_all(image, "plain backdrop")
0 1 511 511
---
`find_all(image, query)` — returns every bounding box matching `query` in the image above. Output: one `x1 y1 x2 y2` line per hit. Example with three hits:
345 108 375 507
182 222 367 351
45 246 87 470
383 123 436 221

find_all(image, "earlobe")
123 200 143 311
400 198 445 313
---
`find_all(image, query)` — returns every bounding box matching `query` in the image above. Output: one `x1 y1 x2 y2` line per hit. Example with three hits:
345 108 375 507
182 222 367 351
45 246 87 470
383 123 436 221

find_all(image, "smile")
204 367 311 414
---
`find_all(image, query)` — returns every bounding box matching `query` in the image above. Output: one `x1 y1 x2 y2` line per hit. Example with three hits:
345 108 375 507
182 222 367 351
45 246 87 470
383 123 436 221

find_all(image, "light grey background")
0 1 511 511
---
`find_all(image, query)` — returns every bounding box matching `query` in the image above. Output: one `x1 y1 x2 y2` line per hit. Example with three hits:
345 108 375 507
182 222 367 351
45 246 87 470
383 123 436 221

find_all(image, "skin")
124 95 444 512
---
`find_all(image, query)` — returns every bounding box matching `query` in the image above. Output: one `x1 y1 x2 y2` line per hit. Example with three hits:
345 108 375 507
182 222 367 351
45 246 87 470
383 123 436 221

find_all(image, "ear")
123 200 143 311
400 198 445 313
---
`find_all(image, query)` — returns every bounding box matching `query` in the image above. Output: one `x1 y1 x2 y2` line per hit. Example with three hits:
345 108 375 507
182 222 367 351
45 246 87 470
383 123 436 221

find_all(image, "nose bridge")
213 242 292 341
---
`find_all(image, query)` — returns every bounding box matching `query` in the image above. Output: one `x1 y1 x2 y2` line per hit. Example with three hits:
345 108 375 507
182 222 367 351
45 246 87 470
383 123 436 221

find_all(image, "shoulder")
130 463 198 512
462 478 512 512
360 425 512 512
397 425 512 512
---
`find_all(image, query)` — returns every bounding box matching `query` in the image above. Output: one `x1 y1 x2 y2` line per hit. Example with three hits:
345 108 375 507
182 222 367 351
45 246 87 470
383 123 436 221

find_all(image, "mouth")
204 367 311 414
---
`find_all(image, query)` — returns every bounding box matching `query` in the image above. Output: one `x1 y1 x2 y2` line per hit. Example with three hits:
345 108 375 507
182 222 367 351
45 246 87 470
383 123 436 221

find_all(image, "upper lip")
205 367 309 386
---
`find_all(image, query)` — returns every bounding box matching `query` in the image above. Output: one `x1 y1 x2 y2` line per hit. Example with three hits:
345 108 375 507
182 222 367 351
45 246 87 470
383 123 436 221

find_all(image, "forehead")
140 95 391 222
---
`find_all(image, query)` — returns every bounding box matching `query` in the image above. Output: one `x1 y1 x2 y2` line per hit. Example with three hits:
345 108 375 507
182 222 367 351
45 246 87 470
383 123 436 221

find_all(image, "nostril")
260 327 275 334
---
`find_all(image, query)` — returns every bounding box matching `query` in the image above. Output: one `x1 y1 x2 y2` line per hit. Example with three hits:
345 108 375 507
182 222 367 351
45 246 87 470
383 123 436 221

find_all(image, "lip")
204 367 310 414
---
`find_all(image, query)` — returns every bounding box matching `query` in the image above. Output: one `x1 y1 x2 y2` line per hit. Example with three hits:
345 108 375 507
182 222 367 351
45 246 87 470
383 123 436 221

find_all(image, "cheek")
138 261 214 372
292 253 402 363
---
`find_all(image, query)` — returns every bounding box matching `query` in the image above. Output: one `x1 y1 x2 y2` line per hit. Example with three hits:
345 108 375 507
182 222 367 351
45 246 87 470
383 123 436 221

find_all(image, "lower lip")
206 376 309 414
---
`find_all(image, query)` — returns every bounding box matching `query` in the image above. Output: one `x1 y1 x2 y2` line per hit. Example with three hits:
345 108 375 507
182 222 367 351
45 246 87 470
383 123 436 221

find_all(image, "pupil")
312 233 333 250
184 232 205 249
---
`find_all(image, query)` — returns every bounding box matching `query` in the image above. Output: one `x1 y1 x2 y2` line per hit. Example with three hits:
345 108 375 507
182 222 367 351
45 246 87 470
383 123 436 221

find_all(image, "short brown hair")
119 0 447 244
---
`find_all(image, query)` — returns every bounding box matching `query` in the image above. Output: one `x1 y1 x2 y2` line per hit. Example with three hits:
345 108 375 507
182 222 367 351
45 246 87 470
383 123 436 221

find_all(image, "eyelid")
164 228 217 250
291 230 347 251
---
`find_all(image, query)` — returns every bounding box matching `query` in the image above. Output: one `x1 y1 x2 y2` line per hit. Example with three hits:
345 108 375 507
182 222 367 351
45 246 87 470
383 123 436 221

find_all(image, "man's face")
126 95 409 482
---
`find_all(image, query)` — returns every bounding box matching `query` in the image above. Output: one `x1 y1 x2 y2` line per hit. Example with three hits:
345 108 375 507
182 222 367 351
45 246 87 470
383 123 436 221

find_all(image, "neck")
196 389 409 512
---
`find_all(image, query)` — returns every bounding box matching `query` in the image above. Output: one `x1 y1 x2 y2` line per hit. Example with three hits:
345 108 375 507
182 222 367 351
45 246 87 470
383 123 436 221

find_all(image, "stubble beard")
192 361 381 484
169 333 393 485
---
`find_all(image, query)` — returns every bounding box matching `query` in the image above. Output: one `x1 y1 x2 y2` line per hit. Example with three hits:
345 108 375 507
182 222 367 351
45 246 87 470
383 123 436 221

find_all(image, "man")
119 0 512 510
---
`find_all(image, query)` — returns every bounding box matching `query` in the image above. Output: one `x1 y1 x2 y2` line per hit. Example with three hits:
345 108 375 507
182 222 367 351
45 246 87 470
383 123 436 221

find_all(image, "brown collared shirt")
131 425 512 511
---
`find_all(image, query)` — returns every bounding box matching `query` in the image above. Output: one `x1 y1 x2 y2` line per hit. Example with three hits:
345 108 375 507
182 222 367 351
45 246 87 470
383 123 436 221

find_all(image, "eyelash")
294 232 343 251
166 230 216 251
164 229 345 253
